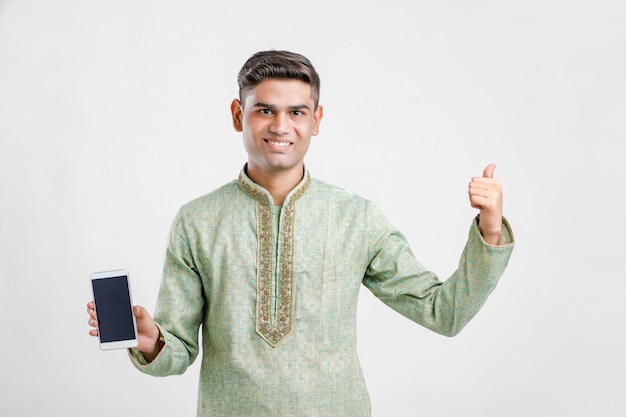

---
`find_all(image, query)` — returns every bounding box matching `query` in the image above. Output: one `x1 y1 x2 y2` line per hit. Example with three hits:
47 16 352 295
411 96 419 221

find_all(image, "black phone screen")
92 275 136 343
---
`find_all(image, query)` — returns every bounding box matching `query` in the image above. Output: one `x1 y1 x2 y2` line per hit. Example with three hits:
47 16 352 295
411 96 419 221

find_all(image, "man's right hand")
86 301 163 362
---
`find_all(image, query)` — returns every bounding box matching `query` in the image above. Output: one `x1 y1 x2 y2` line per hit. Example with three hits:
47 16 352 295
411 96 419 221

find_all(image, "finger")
469 188 499 201
471 176 500 184
133 305 146 319
469 180 500 189
133 305 154 327
469 185 499 200
89 329 99 337
469 194 493 210
469 196 484 210
87 301 94 310
88 317 98 327
469 192 494 203
483 164 496 178
469 181 500 190
469 180 501 196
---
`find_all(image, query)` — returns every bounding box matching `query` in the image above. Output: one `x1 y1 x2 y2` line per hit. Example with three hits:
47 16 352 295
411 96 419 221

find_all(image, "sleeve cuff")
473 216 515 247
127 323 167 368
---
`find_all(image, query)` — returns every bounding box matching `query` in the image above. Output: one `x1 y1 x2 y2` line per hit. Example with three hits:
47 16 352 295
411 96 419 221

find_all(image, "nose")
269 111 290 135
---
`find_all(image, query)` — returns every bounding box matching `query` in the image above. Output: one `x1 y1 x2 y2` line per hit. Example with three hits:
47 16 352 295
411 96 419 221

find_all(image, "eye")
259 108 272 115
291 110 303 116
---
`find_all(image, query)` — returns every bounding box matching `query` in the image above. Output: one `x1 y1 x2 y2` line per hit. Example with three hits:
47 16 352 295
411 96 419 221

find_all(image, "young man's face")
231 79 323 179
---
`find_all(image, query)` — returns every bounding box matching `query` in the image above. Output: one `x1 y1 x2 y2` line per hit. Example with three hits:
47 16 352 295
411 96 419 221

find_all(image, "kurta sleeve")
128 208 205 375
362 202 514 337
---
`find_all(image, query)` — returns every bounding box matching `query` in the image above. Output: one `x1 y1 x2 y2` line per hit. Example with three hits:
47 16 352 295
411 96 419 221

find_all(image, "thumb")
133 305 158 335
483 163 496 178
133 305 149 320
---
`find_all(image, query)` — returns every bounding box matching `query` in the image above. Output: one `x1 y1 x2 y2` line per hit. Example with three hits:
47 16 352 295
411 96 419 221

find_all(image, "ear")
230 99 243 132
311 105 324 136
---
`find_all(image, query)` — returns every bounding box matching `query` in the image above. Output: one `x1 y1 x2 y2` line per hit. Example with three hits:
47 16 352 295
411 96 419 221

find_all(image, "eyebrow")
252 102 311 111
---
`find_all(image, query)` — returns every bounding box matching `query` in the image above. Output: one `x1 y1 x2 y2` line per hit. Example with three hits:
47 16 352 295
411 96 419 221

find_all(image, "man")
87 50 514 416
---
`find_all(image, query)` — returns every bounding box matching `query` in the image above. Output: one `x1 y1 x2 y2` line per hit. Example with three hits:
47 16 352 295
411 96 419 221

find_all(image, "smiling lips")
265 139 292 148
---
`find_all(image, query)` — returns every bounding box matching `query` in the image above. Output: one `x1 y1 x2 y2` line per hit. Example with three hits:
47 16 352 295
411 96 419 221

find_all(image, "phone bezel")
90 269 138 350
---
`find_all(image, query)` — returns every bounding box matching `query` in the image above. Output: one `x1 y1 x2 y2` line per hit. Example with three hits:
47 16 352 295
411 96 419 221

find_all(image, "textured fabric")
129 167 515 416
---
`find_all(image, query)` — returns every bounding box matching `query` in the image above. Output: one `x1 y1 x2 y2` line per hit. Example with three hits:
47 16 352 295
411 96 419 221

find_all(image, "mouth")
264 139 293 149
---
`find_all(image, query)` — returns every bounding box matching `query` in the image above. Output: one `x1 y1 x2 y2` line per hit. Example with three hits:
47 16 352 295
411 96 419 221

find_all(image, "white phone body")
90 269 138 350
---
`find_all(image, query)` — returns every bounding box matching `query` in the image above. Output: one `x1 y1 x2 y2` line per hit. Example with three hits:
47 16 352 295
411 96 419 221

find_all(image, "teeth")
268 140 291 147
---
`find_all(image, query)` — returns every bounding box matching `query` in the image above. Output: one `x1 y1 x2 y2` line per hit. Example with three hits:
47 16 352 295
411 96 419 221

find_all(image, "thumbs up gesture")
468 164 503 245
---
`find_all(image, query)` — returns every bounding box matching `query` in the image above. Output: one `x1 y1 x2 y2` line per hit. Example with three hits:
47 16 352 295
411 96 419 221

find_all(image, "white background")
1 1 625 416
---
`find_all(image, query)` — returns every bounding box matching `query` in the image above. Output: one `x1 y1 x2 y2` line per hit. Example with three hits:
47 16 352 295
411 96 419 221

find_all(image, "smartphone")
90 269 138 350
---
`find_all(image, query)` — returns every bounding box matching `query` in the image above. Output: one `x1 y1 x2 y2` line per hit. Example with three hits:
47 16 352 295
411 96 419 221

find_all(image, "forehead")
243 79 314 106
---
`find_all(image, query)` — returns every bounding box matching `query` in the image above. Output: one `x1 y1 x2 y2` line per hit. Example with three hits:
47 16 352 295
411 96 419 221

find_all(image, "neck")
245 164 304 206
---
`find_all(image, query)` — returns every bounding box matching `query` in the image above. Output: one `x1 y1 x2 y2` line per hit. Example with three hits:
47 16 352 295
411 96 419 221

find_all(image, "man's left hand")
468 164 503 245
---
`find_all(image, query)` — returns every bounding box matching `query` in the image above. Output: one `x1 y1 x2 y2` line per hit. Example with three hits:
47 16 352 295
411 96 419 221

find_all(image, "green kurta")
129 167 514 416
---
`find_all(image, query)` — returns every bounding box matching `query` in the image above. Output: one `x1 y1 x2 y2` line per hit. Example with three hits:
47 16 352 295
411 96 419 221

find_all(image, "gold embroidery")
238 168 310 347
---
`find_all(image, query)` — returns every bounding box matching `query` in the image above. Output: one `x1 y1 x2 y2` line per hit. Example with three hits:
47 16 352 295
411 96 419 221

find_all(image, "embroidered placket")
238 169 309 347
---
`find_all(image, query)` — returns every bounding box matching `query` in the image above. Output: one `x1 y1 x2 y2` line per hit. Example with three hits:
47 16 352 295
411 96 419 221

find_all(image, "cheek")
241 131 258 154
295 121 315 138
295 133 312 153
242 119 265 139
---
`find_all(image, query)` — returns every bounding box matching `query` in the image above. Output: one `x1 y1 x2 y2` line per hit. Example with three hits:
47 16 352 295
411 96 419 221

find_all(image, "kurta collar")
237 164 311 207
